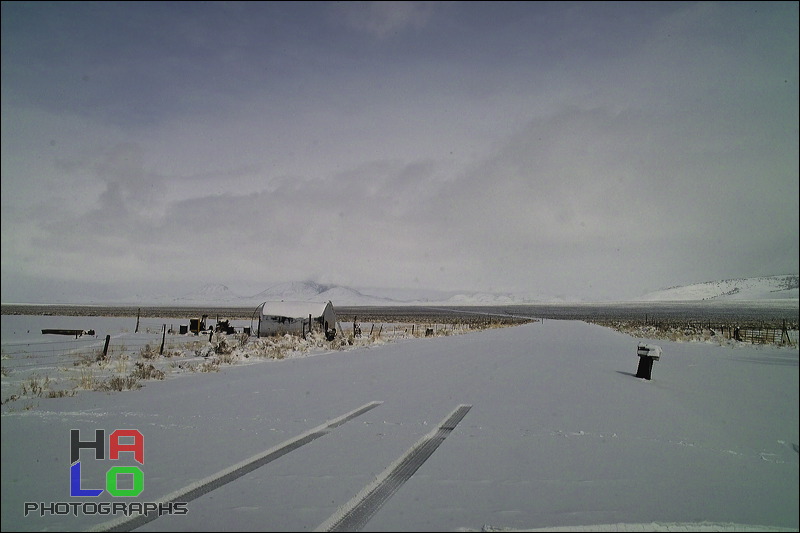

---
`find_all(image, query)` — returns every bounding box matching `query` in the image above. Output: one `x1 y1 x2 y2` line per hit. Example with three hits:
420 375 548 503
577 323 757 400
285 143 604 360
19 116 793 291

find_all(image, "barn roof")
258 301 333 319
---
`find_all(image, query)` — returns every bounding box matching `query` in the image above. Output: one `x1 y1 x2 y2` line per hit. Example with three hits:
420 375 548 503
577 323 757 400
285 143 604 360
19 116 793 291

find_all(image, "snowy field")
1 313 475 404
1 315 798 532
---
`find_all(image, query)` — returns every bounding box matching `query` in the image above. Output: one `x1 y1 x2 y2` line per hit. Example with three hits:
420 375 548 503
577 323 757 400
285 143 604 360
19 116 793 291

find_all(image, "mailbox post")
636 343 662 380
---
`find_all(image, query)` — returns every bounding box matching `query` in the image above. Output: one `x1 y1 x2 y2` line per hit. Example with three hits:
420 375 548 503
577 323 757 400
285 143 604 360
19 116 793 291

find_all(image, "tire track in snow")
87 401 383 532
316 404 472 532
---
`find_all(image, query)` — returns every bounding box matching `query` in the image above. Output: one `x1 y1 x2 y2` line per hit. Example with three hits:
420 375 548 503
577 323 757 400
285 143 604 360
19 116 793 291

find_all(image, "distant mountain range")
167 281 551 307
637 275 799 302
163 275 798 307
172 281 396 307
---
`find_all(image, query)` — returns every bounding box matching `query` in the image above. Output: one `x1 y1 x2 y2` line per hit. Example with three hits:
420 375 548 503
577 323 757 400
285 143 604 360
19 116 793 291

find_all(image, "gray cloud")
337 1 437 38
2 1 797 303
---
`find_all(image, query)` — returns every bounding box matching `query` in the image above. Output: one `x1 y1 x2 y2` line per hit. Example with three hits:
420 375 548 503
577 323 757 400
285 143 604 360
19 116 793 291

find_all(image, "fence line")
595 316 799 347
3 317 798 366
3 320 469 362
2 336 106 348
1 327 192 362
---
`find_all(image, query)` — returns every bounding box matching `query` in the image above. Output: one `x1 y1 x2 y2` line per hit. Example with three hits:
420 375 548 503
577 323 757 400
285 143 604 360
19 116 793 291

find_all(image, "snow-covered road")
2 320 797 532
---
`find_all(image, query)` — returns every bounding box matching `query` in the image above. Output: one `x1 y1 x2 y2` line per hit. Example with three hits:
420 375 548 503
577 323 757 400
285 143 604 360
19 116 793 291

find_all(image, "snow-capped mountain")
314 286 398 306
444 292 523 304
174 283 241 303
85 276 799 307
638 275 799 302
151 281 541 306
249 281 334 302
247 282 393 306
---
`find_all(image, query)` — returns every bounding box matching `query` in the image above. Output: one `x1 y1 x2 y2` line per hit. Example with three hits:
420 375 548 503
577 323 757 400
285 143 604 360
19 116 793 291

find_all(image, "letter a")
109 429 144 464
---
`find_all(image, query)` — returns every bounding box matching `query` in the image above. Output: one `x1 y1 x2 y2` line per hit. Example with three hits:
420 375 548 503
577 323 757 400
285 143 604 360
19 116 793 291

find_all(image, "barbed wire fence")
1 318 237 407
3 309 796 408
4 313 796 369
589 316 798 346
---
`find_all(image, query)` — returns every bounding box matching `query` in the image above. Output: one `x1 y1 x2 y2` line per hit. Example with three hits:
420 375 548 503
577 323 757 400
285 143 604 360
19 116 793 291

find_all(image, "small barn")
254 301 337 339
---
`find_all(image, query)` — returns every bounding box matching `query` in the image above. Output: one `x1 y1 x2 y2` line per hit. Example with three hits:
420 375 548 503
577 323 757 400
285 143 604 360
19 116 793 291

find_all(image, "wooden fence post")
135 308 140 333
160 324 166 355
102 335 111 359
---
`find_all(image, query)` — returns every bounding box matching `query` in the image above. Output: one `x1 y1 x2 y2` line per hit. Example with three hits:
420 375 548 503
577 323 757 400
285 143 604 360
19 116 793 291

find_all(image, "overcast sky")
2 1 798 303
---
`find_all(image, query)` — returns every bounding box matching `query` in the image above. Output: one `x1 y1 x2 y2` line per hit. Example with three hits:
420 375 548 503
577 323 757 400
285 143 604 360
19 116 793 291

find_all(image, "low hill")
638 275 799 302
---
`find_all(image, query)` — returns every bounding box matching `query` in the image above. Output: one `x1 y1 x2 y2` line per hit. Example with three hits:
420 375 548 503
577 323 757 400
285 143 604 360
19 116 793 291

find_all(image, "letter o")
105 466 144 497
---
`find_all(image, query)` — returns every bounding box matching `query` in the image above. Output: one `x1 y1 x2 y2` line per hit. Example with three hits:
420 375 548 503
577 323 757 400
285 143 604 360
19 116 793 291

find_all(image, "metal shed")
254 301 337 339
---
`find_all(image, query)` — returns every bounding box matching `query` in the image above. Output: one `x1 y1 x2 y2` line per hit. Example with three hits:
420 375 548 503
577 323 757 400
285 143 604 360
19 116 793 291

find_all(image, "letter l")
70 462 103 497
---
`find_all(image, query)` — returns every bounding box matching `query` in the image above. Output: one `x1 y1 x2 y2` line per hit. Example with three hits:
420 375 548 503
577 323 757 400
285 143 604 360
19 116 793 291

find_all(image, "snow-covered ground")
0 314 474 403
1 316 798 532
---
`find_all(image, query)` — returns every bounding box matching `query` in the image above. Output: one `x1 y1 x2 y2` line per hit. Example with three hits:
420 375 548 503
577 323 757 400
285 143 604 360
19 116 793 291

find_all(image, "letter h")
71 429 105 464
